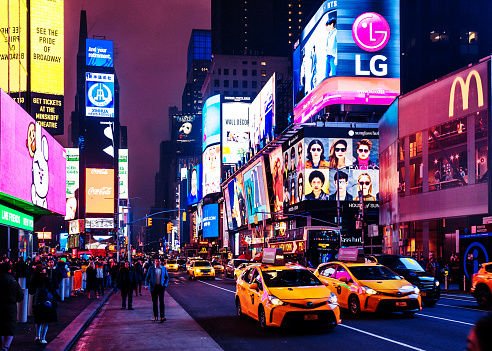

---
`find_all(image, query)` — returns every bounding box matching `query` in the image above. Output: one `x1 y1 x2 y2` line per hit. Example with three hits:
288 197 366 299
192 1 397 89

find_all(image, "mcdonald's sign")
449 70 484 118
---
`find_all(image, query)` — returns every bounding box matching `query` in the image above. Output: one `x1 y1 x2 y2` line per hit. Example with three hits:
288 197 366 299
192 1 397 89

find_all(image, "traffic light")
167 222 173 233
147 217 152 226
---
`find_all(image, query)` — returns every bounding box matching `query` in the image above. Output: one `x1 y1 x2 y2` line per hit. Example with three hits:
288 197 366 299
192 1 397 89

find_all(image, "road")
166 270 489 351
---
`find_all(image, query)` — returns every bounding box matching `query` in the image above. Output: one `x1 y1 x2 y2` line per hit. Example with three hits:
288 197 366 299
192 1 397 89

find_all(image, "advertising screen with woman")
243 157 270 224
269 146 284 216
187 164 202 206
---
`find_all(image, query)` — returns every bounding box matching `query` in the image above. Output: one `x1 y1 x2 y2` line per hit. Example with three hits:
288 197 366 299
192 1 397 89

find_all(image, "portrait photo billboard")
243 157 270 224
250 74 275 149
223 174 248 231
187 164 202 206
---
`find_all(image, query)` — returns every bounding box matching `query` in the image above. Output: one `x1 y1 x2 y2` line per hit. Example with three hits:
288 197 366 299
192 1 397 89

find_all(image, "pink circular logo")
352 12 390 52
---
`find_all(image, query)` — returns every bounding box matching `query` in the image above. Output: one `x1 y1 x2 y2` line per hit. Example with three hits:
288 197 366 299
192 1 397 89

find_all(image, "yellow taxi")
234 262 260 282
314 259 421 316
235 248 341 329
212 261 225 274
188 260 215 280
471 262 492 307
166 259 179 272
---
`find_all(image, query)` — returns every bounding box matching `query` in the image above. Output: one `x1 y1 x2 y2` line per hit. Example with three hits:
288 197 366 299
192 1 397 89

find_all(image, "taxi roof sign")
338 247 364 262
262 248 285 265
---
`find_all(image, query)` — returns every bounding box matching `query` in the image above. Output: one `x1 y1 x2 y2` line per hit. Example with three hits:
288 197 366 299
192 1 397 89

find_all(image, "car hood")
360 279 415 292
392 269 435 283
268 286 331 300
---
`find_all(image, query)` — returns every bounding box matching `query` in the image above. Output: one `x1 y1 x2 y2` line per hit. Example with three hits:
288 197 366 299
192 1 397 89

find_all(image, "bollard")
17 288 28 323
82 272 86 291
28 293 34 316
463 275 466 291
444 272 448 290
18 277 26 289
69 275 74 296
63 277 70 299
59 280 65 301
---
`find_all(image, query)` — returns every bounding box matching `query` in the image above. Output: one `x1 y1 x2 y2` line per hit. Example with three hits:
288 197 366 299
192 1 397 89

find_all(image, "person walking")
116 262 136 310
45 259 62 294
145 257 169 322
28 264 61 344
0 262 24 351
134 260 143 297
85 261 98 299
110 260 120 293
95 260 105 296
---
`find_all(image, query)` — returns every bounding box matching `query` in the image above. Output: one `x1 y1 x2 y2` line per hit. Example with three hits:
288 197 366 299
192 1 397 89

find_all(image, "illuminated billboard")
187 164 202 206
85 168 114 214
30 0 64 135
293 0 400 122
65 148 79 220
203 204 219 238
84 119 115 167
202 94 221 151
243 157 270 224
282 130 305 213
0 90 66 215
172 114 201 144
86 72 115 118
86 39 113 67
203 144 221 196
250 74 275 149
269 146 284 216
223 173 248 231
177 155 200 179
0 204 33 231
222 97 251 164
118 149 128 200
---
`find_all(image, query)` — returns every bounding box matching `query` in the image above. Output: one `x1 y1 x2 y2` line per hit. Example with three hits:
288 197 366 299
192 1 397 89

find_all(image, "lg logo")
352 12 390 77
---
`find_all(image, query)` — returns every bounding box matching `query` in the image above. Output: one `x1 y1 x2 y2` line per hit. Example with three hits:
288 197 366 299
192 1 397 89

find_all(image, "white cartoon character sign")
27 122 49 208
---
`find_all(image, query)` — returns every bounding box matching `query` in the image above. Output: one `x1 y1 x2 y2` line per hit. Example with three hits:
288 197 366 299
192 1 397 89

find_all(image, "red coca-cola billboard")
85 168 114 214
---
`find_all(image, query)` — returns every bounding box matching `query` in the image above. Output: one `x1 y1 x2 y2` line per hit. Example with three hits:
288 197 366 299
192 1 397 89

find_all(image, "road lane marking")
436 303 482 312
441 294 475 301
416 313 474 326
199 280 235 294
340 324 426 351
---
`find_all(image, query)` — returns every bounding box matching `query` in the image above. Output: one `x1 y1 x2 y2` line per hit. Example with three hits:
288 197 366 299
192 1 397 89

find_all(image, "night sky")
62 1 211 221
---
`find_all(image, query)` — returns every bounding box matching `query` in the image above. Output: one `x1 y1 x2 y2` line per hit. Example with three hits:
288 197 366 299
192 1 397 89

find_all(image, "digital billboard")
293 0 400 123
86 39 113 67
84 119 115 167
223 174 248 231
250 74 275 149
118 149 128 200
172 114 201 144
85 168 114 214
202 94 221 151
0 90 66 215
0 204 33 231
30 0 64 135
269 146 284 215
177 155 200 179
222 97 251 164
203 204 219 238
281 130 305 213
65 148 79 220
243 157 270 224
203 144 221 196
86 72 115 118
187 164 202 206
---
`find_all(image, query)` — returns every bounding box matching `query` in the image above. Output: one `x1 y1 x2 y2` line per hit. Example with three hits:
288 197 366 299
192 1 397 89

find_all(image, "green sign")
0 204 34 231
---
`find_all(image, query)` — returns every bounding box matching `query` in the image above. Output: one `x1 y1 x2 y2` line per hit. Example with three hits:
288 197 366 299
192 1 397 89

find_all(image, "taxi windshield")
349 266 402 280
194 261 211 267
377 257 425 272
262 269 323 287
167 260 177 264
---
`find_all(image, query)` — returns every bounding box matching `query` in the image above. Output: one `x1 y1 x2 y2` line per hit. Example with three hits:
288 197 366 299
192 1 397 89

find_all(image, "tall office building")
211 0 322 57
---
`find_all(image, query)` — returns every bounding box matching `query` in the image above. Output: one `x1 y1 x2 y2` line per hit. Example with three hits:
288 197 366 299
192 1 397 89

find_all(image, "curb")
44 291 113 351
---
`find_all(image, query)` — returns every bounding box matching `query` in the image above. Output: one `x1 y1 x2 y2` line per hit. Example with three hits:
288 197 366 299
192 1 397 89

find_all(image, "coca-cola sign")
86 168 115 214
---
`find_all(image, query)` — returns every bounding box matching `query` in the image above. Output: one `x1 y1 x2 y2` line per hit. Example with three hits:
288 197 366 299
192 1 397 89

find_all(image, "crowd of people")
0 254 169 350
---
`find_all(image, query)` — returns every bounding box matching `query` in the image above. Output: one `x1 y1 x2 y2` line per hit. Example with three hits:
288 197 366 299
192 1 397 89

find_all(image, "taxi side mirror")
249 283 259 291
338 276 348 283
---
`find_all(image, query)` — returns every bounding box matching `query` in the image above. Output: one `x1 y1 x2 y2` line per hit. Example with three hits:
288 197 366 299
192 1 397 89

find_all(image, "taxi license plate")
420 292 427 296
396 302 407 307
304 314 318 321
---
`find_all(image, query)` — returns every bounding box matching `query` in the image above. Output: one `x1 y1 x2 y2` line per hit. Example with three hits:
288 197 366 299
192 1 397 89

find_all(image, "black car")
367 254 440 307
177 258 186 271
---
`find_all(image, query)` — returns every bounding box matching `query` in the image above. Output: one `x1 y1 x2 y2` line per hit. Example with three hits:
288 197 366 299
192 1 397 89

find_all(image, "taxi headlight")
435 280 440 287
414 286 420 294
362 286 378 295
328 292 338 304
268 295 287 306
196 269 201 273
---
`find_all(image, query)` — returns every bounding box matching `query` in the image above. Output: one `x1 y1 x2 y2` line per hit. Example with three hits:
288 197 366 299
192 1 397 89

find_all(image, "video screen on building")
86 72 115 118
293 0 400 123
65 148 79 220
223 174 248 231
269 146 284 217
84 119 116 167
202 144 221 196
202 94 221 152
0 91 66 215
172 114 201 144
177 155 200 179
242 157 270 224
85 168 114 214
222 97 251 164
86 39 113 67
282 130 306 212
187 164 202 206
119 149 129 200
203 204 219 238
250 74 275 149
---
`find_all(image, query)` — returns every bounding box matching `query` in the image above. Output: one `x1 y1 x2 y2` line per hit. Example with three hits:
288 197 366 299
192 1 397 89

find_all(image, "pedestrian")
467 312 492 351
145 257 169 322
45 259 62 294
11 257 27 282
116 262 136 310
0 262 24 351
110 260 119 293
95 260 105 296
28 264 61 344
85 261 98 299
134 260 143 297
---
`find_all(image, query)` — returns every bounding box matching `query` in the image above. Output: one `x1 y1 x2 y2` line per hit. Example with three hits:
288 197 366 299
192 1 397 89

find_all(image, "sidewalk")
69 288 223 351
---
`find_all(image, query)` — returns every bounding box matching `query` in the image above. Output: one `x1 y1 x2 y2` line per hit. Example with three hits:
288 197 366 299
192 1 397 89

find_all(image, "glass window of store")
475 110 488 183
398 139 405 197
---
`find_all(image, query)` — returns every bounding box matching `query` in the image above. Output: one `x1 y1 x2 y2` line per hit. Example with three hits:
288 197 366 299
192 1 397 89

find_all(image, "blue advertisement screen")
203 204 219 238
187 164 202 206
243 157 270 224
202 95 221 151
86 39 114 67
85 72 115 118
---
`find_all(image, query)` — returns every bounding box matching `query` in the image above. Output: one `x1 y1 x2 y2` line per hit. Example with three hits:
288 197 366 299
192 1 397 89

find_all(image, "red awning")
237 254 252 260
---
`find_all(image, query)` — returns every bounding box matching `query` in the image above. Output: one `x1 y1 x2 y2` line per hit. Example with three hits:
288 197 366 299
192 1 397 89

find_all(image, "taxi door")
237 268 255 318
333 265 357 309
247 269 263 320
316 263 339 295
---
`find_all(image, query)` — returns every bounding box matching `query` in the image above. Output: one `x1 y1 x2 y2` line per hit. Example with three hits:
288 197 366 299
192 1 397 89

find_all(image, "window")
233 80 238 88
214 79 220 87
409 132 422 158
233 69 237 76
252 81 257 89
224 91 229 95
261 61 266 66
320 265 336 278
252 70 257 76
252 61 257 65
242 81 248 88
430 30 449 43
242 69 248 76
223 80 229 88
233 91 238 96
224 68 229 75
460 30 479 55
242 61 248 65
261 70 266 77
218 68 221 75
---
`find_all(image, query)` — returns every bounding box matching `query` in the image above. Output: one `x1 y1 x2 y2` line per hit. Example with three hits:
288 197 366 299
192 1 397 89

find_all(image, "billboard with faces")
269 146 284 216
242 157 270 224
187 164 202 206
282 129 306 213
223 173 248 231
250 74 276 149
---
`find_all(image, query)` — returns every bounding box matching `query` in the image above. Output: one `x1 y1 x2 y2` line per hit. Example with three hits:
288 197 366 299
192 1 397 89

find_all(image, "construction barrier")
72 270 82 295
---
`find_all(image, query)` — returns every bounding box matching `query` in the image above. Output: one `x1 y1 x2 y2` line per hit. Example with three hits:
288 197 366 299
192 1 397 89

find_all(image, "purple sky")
62 1 211 220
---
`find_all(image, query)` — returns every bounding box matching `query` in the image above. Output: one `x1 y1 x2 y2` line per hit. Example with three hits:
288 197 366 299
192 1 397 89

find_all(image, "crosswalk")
169 276 223 284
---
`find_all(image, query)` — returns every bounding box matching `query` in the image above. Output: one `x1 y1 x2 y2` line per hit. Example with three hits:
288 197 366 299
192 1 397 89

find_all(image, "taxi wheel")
258 306 268 329
349 295 361 316
476 286 492 307
236 298 244 318
188 274 192 280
